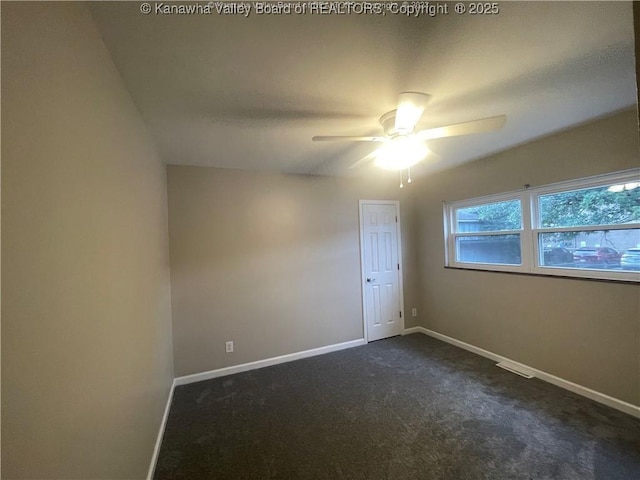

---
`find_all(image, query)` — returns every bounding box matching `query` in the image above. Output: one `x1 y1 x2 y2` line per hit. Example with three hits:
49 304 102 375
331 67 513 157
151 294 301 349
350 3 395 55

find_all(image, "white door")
360 202 403 342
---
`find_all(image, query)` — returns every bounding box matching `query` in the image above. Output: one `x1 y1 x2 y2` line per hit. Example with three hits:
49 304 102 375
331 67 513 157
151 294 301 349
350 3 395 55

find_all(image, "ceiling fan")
312 92 506 176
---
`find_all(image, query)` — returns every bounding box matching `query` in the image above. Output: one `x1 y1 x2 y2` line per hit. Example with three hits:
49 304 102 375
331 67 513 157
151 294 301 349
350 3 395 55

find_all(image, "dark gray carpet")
154 334 640 479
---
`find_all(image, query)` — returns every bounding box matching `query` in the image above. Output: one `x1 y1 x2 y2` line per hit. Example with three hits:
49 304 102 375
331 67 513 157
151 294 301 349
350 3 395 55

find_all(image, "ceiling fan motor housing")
380 110 404 136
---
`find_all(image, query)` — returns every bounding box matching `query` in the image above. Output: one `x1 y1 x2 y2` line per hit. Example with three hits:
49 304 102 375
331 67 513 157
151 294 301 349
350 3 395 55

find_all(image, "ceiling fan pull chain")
407 167 412 184
399 170 404 189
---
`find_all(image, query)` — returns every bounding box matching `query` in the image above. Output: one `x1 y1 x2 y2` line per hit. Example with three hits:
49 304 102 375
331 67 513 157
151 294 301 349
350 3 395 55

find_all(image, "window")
444 169 640 282
451 197 524 268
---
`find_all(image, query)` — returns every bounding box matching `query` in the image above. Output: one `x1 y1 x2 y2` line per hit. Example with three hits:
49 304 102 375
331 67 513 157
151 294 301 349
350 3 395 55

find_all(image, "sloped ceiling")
90 1 637 177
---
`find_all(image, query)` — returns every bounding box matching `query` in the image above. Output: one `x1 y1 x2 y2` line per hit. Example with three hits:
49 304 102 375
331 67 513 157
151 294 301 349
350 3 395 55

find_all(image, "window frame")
444 169 640 283
445 191 530 273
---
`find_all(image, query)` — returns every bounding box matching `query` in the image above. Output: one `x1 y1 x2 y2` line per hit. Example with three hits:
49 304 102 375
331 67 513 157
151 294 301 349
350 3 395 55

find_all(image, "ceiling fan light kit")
374 136 429 171
311 92 506 185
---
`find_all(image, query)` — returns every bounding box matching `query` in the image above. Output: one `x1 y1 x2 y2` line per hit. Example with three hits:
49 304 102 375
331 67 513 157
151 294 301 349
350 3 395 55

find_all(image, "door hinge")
400 311 402 318
397 263 400 270
395 216 398 223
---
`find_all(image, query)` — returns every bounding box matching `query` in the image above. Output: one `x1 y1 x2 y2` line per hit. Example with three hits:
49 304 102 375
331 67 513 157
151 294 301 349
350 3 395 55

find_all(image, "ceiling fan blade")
394 92 431 133
207 108 374 122
347 147 383 169
312 136 387 142
416 115 507 140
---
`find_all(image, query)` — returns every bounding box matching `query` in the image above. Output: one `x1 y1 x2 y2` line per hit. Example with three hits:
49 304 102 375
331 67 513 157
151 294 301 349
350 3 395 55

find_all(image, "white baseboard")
174 338 367 387
147 379 176 480
411 326 640 419
402 326 424 335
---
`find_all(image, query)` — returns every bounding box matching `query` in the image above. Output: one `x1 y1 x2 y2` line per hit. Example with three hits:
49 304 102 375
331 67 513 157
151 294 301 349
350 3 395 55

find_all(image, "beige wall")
167 166 419 376
635 1 640 131
413 109 640 406
2 3 174 479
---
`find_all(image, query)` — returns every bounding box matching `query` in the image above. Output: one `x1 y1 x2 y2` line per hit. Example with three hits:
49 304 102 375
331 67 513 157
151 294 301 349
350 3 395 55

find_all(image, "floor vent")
496 362 534 379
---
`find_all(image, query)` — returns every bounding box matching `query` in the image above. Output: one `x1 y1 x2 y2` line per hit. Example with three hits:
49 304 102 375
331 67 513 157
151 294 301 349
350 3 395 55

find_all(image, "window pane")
456 235 521 265
539 229 640 271
539 182 640 228
456 200 522 232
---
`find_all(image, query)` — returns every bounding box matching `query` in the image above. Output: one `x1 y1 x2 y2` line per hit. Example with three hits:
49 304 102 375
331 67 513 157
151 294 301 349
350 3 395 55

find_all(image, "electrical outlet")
412 308 417 317
225 341 234 353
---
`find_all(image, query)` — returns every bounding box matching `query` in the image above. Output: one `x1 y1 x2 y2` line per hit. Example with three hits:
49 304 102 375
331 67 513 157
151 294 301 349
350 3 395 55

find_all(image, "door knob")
366 277 376 283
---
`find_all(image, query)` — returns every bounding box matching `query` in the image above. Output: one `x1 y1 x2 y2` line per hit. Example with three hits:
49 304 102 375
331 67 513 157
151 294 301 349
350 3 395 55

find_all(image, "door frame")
358 200 405 343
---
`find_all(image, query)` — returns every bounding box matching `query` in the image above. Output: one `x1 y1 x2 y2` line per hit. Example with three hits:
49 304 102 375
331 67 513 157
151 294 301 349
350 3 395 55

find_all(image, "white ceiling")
90 1 637 177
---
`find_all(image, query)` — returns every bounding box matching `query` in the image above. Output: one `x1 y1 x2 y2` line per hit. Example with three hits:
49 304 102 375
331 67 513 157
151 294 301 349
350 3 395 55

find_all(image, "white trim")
448 189 526 210
534 168 640 196
409 327 640 419
174 339 366 387
449 194 527 273
530 171 640 280
147 379 176 480
358 201 369 343
396 203 406 336
520 191 535 271
442 201 451 267
535 223 640 234
454 229 523 238
443 168 640 283
358 200 405 342
402 326 424 335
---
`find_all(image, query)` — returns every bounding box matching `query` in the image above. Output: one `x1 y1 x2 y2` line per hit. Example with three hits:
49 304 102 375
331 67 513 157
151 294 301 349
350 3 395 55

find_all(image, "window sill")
444 265 640 285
